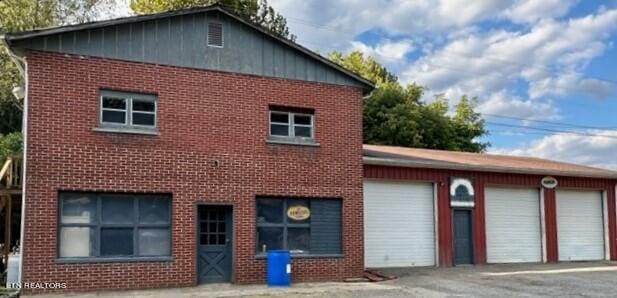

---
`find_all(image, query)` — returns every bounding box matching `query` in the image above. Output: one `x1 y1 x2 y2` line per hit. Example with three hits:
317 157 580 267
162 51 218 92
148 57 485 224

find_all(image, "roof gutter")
363 156 617 180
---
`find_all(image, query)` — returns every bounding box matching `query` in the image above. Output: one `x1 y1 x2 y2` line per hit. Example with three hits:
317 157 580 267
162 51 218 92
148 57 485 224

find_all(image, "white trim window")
100 90 157 131
269 109 314 140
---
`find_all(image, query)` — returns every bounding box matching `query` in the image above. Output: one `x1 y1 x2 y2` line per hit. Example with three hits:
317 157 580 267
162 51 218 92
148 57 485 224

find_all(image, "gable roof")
364 144 617 179
3 4 374 92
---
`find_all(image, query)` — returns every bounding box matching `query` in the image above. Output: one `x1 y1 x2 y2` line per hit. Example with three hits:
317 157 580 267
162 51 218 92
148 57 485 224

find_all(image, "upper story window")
269 108 314 142
99 90 157 132
207 22 223 47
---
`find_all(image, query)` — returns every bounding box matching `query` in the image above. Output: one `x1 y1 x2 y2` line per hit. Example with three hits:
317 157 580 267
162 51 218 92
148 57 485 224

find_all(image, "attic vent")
208 22 223 47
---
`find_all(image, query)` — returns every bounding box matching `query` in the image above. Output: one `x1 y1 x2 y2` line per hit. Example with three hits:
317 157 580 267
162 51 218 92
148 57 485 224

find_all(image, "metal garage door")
364 180 435 268
557 190 605 261
485 187 542 263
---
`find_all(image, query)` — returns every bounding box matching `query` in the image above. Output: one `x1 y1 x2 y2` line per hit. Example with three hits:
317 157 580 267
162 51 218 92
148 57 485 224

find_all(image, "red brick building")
3 5 373 292
5 3 617 296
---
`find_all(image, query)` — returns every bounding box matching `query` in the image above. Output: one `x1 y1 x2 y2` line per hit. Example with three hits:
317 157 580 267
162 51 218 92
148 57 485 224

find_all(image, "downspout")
2 36 28 285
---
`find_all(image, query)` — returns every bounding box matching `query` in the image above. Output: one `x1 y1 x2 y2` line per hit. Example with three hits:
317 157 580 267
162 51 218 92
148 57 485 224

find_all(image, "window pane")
286 199 310 224
294 114 312 125
270 112 289 123
132 99 155 112
270 124 289 136
102 110 126 124
102 97 126 109
132 113 155 126
139 197 170 224
288 228 310 253
102 196 134 224
138 228 170 256
256 227 283 254
61 194 96 224
294 126 312 138
257 199 283 224
59 227 95 257
101 228 134 256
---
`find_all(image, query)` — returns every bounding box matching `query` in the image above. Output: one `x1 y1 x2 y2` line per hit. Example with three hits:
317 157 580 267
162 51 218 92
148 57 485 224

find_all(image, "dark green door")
198 205 232 283
453 209 473 265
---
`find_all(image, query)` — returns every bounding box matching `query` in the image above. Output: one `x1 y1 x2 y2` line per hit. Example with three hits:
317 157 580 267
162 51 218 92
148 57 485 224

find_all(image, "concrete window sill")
266 137 320 147
56 256 172 264
93 127 159 136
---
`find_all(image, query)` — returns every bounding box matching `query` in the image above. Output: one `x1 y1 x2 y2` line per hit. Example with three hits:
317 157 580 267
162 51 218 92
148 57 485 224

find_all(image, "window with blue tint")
255 198 342 256
101 228 134 256
99 90 157 131
101 195 134 224
139 197 171 224
58 192 171 260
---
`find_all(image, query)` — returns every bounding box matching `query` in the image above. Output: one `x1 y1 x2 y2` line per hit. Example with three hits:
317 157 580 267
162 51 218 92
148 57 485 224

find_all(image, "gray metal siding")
310 199 342 255
14 12 364 89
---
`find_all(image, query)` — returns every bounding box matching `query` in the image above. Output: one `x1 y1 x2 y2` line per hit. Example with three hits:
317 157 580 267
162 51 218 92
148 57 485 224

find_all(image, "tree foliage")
329 51 397 85
334 51 489 152
0 132 22 162
130 0 296 41
0 0 112 157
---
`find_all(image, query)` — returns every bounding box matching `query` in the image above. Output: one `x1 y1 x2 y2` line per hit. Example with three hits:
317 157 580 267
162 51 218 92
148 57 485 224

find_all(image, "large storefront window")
58 192 171 260
256 197 342 256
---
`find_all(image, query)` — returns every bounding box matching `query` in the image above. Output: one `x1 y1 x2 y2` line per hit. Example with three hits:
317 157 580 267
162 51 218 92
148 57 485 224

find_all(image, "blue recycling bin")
267 250 291 286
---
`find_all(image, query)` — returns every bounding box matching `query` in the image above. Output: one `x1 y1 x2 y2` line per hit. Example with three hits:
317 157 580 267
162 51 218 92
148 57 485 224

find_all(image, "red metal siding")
364 165 617 266
473 177 487 265
543 188 558 262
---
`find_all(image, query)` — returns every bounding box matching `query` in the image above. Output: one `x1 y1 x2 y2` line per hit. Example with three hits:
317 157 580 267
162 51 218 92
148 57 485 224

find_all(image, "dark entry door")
453 209 473 265
198 205 232 283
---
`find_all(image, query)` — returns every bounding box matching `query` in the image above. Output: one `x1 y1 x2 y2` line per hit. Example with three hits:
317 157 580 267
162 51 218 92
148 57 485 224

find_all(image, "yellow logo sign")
287 206 310 221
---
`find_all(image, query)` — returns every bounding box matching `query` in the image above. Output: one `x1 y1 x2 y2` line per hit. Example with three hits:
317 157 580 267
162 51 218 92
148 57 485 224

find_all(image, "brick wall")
22 51 365 292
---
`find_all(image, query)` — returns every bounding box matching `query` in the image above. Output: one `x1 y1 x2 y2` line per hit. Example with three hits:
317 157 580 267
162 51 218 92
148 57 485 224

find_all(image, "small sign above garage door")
541 177 558 189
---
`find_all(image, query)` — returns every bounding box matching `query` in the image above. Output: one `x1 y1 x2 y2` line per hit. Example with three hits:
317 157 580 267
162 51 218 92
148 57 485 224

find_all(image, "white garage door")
485 187 542 263
364 180 435 267
557 190 605 261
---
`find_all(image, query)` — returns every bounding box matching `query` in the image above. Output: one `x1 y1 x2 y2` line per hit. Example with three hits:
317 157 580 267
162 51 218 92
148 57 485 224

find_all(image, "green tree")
333 51 489 152
329 51 397 85
363 82 423 147
0 132 22 162
130 0 296 41
0 0 57 137
451 95 489 152
0 0 111 156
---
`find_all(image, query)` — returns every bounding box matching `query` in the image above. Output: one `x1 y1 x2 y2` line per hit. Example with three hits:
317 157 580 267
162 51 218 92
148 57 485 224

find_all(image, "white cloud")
503 0 579 24
349 39 414 73
350 39 414 61
579 78 616 99
400 8 617 116
270 0 514 51
492 130 617 170
478 91 560 120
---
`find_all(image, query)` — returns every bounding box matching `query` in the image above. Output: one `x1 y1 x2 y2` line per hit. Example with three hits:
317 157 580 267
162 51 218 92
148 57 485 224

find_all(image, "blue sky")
111 1 617 169
268 0 617 169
